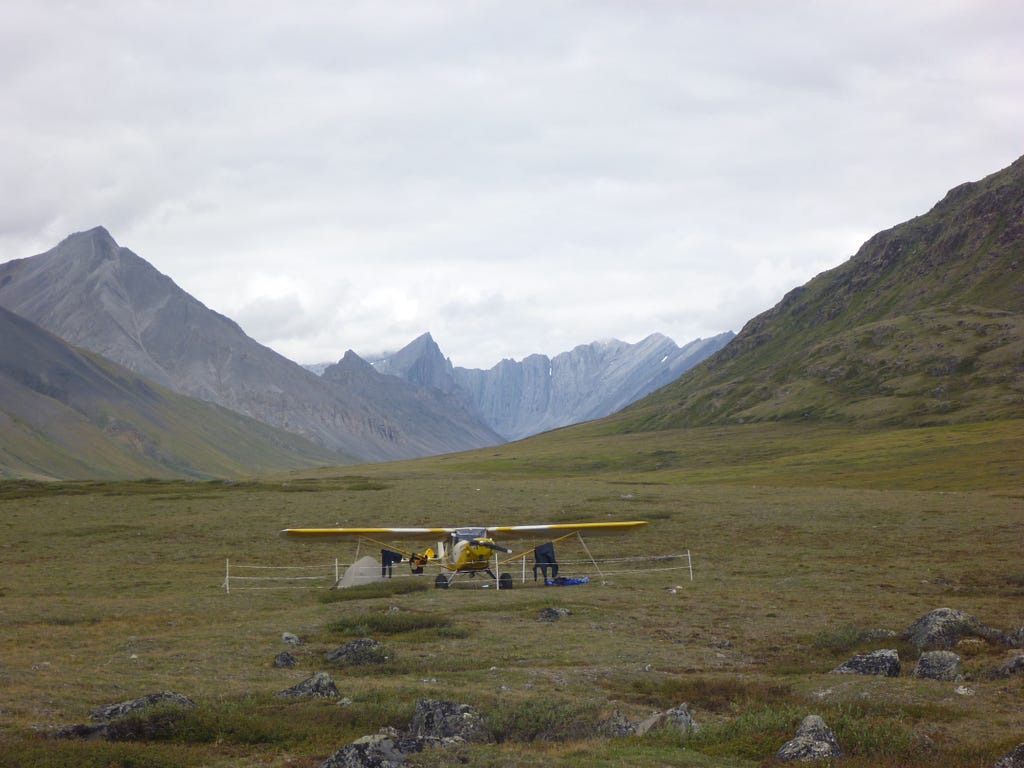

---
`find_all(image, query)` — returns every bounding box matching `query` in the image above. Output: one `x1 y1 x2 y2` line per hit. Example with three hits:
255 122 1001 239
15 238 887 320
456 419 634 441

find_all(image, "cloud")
1 1 1022 369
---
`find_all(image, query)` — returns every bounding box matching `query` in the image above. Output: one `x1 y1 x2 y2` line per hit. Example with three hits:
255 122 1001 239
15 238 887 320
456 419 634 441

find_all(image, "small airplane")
280 520 647 589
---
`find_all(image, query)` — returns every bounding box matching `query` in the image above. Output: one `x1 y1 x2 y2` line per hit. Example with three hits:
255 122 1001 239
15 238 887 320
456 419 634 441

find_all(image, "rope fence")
223 551 692 592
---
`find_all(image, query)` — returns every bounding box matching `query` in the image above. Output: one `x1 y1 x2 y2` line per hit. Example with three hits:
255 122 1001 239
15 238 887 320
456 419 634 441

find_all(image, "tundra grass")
1 421 1022 766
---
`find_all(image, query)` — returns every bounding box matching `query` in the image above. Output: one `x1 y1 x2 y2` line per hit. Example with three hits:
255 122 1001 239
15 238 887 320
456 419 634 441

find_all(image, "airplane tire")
499 573 513 590
434 574 449 590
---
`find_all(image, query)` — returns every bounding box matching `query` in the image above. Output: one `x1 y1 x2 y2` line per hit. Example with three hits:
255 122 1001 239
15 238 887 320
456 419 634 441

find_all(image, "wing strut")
576 531 606 585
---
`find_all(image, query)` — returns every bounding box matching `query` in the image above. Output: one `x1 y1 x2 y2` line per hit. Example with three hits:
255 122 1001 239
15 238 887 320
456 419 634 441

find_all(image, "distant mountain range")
4 153 1020 479
616 153 1024 431
0 227 503 465
365 331 733 440
0 227 728 477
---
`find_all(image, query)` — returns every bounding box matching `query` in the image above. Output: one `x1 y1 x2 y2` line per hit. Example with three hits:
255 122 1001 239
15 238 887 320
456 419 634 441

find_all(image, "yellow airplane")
280 521 647 589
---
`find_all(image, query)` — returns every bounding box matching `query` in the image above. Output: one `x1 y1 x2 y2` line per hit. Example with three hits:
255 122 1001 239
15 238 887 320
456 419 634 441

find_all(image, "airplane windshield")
453 528 487 542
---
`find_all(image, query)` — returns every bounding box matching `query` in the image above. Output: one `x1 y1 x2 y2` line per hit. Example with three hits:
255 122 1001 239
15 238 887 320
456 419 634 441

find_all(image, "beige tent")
334 555 386 588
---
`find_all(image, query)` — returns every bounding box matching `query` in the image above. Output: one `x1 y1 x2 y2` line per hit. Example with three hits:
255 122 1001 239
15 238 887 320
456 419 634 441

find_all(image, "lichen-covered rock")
537 607 572 622
634 702 700 736
276 671 340 699
598 709 636 737
992 654 1024 679
830 648 900 677
407 699 491 744
274 651 298 668
994 743 1024 768
912 650 963 681
282 632 302 646
776 715 843 762
902 608 1007 650
325 638 388 666
320 727 423 768
90 691 196 722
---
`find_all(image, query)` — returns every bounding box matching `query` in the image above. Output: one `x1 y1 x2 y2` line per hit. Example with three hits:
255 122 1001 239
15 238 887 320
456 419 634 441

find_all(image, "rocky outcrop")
776 715 843 762
634 703 700 736
902 608 1010 650
912 650 963 681
325 638 388 666
992 654 1024 679
320 700 491 768
276 672 340 699
830 649 900 677
994 744 1024 768
52 691 196 741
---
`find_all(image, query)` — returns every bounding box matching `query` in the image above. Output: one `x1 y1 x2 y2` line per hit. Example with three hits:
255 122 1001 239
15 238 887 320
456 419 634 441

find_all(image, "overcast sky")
2 1 1022 369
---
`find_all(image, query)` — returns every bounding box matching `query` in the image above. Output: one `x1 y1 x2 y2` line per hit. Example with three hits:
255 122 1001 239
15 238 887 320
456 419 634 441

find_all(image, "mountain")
0 305 340 479
0 228 501 462
616 154 1024 431
371 331 734 440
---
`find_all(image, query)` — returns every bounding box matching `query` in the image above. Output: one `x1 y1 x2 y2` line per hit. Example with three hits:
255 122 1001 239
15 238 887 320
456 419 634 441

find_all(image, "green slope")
0 306 347 479
615 154 1024 431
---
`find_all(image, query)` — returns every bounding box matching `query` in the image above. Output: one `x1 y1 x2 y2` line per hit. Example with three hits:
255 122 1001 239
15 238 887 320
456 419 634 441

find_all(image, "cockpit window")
452 527 486 542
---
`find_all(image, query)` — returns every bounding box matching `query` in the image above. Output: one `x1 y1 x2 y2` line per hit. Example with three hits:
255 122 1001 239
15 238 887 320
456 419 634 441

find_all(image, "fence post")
687 549 693 581
224 559 230 593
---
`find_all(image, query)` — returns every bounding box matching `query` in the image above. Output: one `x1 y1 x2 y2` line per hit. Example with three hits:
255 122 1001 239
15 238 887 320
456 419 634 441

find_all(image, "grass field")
1 420 1022 766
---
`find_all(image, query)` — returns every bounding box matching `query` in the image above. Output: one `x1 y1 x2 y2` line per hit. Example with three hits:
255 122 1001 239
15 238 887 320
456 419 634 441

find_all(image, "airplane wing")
280 527 453 541
485 521 647 537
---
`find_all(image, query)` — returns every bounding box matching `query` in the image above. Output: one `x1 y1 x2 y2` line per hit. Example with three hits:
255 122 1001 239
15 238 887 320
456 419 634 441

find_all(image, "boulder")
634 703 700 736
320 727 423 768
912 650 963 681
830 649 900 677
319 700 489 767
537 607 572 622
274 651 298 668
995 745 1024 768
994 744 1024 768
993 654 1024 679
407 699 491 744
50 691 196 741
598 709 636 737
776 715 843 762
902 608 1007 650
276 671 340 699
90 691 196 722
325 638 388 666
282 632 303 646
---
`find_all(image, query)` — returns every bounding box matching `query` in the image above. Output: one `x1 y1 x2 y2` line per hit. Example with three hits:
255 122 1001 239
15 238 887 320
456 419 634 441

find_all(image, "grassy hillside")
0 306 345 479
1 418 1021 767
617 155 1024 431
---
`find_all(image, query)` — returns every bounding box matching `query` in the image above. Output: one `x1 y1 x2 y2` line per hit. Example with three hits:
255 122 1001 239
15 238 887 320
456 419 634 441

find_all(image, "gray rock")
274 651 298 668
320 727 423 768
407 699 491 744
776 715 843 762
992 654 1024 679
830 648 900 677
325 638 388 666
994 744 1024 768
276 671 340 699
902 608 1007 650
912 650 963 681
634 703 700 736
90 691 196 722
537 607 572 622
598 709 636 737
282 632 302 646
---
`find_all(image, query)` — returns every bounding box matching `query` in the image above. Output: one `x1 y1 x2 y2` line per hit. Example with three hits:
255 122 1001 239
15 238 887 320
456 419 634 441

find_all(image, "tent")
334 556 386 588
